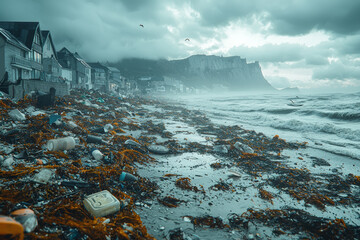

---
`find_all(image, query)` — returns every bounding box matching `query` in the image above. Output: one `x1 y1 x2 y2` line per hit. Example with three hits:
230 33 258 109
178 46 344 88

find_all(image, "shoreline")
0 89 359 239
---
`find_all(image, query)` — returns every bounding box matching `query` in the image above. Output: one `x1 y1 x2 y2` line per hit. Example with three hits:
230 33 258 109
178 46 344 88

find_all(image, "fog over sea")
174 91 360 160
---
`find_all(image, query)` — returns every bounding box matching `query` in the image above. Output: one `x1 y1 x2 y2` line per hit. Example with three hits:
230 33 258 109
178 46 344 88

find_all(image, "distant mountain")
111 55 275 91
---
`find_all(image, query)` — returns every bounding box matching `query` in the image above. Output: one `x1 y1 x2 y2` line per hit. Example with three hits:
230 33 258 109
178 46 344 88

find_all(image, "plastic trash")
147 144 169 154
83 190 120 217
10 209 38 233
234 142 254 153
213 145 228 154
124 139 141 148
47 137 76 151
8 109 26 121
32 169 54 184
119 172 138 182
0 215 24 239
86 135 105 144
91 149 104 160
49 114 61 125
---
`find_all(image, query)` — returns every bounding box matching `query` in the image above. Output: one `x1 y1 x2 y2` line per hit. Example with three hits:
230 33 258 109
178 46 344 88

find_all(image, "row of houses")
0 21 125 98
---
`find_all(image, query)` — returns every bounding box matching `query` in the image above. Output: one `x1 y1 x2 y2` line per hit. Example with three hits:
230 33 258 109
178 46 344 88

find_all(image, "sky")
1 0 360 92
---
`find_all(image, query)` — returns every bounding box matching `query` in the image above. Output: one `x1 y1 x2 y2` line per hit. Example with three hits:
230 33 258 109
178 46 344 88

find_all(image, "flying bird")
139 24 144 28
185 38 190 41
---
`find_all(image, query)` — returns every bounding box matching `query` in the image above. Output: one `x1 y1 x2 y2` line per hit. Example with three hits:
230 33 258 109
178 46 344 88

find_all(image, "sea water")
175 91 360 160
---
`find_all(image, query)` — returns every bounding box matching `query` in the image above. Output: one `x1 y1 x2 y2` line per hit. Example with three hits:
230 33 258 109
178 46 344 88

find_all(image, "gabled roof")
0 21 41 49
0 27 30 51
107 66 121 73
88 62 109 72
57 47 91 69
41 30 58 59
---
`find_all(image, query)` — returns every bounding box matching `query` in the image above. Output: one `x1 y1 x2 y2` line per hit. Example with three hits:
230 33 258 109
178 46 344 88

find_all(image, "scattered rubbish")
14 149 29 159
119 172 138 182
158 196 184 208
234 142 254 153
228 170 241 177
125 139 142 148
0 215 24 240
60 180 95 188
49 114 61 125
86 135 105 144
213 145 228 154
47 136 76 151
8 109 26 121
147 144 169 154
32 168 54 184
83 190 120 217
91 149 104 160
10 209 38 233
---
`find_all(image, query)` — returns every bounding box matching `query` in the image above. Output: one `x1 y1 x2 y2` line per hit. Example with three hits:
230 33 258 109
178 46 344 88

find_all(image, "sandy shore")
0 89 359 239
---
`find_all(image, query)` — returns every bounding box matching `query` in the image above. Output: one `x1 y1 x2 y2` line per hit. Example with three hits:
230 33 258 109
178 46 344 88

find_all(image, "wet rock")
147 144 169 154
213 145 229 154
2 156 14 168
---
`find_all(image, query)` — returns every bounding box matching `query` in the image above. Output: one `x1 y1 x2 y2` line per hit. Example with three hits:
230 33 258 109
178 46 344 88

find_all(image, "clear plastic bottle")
47 137 76 151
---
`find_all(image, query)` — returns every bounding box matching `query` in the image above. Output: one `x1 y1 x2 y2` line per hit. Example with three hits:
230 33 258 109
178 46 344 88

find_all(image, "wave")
299 110 360 121
270 119 360 141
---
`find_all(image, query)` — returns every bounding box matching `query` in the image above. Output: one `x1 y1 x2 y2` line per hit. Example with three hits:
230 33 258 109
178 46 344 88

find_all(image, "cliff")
113 54 275 91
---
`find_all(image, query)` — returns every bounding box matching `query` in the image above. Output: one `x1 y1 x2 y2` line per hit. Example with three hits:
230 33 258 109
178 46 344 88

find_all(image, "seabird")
185 38 190 41
139 24 144 28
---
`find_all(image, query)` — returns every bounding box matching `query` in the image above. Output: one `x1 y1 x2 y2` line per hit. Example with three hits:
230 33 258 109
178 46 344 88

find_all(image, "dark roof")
88 62 109 72
0 27 30 51
57 47 91 69
0 21 41 49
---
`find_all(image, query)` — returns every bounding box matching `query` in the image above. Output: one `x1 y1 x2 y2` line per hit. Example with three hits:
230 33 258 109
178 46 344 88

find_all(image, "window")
34 34 40 44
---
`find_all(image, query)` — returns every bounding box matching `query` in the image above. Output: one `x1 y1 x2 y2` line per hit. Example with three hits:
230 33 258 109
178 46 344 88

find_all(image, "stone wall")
9 79 69 99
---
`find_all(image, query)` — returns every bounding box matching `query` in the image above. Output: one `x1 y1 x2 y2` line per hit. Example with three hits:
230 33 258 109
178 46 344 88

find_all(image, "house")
88 62 109 92
41 30 63 83
0 22 44 81
57 47 92 89
0 27 31 94
107 66 122 92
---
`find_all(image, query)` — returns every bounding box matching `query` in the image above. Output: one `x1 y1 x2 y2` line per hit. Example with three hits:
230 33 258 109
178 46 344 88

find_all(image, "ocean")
174 91 360 160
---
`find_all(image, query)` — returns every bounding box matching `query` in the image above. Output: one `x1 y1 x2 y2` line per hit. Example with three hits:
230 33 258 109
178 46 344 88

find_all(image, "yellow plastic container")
83 190 120 217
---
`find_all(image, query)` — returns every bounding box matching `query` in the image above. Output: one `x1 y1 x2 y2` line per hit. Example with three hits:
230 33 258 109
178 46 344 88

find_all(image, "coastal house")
41 30 63 83
0 22 44 81
57 47 92 89
88 62 109 92
0 27 31 94
107 66 122 92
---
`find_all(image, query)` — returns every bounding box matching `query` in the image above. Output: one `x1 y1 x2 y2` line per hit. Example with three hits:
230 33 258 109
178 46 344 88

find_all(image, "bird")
139 24 144 28
185 38 190 41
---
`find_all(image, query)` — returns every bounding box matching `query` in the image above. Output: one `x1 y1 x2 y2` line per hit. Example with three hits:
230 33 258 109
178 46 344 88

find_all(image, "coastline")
0 89 359 239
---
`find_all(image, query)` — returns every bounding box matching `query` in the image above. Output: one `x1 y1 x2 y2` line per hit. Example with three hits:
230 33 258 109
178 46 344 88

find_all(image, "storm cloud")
1 0 360 90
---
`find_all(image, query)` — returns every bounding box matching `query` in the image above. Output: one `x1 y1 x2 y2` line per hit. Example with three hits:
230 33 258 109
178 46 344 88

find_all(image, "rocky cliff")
114 54 274 91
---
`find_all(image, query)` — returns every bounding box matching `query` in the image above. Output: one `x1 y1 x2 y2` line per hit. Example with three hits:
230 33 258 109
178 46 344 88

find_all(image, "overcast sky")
1 0 360 92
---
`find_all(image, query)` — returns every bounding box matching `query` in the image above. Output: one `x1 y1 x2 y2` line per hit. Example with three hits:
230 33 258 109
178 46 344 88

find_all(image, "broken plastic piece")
0 215 24 240
49 114 61 125
119 172 138 182
83 190 120 217
91 149 104 160
32 168 54 184
47 137 76 151
8 109 26 121
10 209 38 233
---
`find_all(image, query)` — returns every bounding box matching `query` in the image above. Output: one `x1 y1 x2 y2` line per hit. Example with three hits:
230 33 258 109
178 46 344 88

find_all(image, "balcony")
11 55 32 70
11 55 43 71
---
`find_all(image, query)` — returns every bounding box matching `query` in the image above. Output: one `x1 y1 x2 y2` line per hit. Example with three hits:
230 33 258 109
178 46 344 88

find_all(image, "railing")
11 55 32 69
11 55 43 71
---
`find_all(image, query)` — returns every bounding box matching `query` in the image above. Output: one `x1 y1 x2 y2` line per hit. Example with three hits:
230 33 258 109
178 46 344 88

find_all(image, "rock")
147 144 169 154
124 139 141 148
234 142 254 153
8 109 26 121
2 156 14 168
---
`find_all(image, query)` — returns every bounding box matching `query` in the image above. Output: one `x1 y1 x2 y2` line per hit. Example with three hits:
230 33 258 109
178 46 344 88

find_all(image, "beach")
0 89 359 239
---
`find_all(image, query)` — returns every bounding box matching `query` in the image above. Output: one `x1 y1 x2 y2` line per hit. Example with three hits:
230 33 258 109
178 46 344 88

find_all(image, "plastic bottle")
86 135 105 144
91 149 104 160
47 137 76 151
